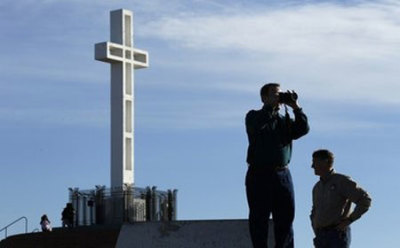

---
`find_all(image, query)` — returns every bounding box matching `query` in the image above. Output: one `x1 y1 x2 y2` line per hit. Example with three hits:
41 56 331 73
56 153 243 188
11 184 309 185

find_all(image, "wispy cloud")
135 92 396 132
142 1 400 57
309 117 393 133
0 108 108 127
140 0 400 104
1 0 399 130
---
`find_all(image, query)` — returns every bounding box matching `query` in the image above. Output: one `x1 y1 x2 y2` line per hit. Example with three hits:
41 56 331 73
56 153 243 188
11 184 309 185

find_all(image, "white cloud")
309 117 392 133
1 0 399 130
0 108 108 127
142 1 400 57
140 0 400 104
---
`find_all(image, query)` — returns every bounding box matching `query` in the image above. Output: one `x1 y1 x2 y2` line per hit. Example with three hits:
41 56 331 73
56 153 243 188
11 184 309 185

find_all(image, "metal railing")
0 216 28 239
69 186 178 226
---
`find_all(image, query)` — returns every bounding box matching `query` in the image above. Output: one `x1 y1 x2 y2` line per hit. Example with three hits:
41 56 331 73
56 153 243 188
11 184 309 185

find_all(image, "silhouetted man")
245 83 309 248
311 149 371 248
62 203 75 228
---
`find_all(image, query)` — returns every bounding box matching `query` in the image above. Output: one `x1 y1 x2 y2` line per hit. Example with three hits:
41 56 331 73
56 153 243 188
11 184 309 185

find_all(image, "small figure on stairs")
40 214 52 232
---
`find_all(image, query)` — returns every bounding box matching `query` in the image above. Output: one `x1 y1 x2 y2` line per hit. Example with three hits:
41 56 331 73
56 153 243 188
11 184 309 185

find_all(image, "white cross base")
95 9 149 190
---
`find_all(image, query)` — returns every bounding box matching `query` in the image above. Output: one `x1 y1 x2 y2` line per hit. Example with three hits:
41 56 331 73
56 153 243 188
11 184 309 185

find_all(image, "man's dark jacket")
246 105 309 169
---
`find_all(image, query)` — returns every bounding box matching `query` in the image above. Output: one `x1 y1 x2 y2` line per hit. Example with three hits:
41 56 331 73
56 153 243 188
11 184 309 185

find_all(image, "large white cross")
95 9 149 190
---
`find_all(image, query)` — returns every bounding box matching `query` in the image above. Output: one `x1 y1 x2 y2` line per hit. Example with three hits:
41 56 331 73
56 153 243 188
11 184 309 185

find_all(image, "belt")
316 224 338 232
249 164 288 171
274 165 288 171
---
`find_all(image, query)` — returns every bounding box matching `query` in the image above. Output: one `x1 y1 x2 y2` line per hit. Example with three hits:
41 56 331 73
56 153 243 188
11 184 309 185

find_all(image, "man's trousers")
313 227 351 248
246 166 295 248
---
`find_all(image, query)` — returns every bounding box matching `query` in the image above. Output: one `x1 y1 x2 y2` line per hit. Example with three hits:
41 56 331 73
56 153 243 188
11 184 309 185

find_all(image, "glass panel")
125 63 132 95
124 15 132 47
125 100 132 133
125 138 132 170
109 46 123 57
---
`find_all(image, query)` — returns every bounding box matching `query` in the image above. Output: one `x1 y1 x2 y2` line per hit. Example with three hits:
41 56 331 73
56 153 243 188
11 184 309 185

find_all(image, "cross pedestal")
95 9 148 190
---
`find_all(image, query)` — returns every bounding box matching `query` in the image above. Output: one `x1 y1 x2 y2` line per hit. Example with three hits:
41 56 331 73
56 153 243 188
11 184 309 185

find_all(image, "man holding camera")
245 83 309 248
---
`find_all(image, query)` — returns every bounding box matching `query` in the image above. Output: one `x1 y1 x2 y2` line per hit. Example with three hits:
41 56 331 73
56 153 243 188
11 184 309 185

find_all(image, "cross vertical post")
95 9 149 190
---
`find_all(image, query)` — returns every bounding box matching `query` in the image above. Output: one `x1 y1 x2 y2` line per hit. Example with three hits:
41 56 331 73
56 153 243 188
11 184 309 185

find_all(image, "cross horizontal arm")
95 42 149 69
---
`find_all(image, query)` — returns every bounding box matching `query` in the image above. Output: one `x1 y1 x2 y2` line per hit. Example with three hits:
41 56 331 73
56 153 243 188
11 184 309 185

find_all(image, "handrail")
0 216 28 239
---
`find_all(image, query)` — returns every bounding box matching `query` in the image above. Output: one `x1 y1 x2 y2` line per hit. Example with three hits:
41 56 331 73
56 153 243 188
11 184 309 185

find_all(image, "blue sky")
1 0 399 246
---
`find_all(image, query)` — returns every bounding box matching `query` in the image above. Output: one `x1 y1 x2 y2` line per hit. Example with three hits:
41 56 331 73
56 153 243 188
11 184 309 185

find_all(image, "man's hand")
285 90 300 110
336 218 352 231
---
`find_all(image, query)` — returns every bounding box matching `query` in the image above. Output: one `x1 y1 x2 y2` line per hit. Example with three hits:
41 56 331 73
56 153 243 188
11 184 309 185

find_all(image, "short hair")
260 83 280 99
312 149 334 165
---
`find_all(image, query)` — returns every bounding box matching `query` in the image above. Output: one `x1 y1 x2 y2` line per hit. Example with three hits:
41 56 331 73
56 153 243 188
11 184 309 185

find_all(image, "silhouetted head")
312 149 334 177
260 83 280 108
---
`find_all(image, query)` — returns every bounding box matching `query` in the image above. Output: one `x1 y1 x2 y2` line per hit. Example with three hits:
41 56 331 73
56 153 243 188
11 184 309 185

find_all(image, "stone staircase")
0 225 121 248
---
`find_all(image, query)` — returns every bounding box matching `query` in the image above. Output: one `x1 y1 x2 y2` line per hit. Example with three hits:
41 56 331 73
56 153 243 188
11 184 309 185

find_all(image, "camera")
279 91 298 104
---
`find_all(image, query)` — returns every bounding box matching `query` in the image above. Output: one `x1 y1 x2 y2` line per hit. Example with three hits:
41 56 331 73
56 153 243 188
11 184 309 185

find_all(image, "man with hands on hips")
310 149 371 248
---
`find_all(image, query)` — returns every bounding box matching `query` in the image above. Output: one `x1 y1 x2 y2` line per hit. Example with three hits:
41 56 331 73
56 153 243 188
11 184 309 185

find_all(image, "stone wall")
116 219 274 248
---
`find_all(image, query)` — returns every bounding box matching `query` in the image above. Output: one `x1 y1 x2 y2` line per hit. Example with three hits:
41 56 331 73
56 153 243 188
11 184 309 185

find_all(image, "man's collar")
262 104 280 114
320 169 335 183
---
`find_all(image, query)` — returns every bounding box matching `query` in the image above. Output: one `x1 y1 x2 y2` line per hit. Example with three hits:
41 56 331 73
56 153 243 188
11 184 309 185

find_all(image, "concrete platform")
116 219 274 248
0 226 121 248
0 219 274 247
